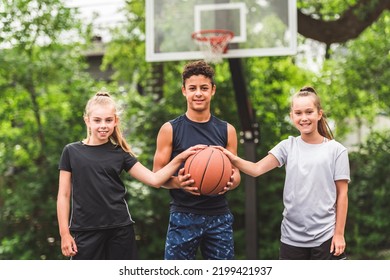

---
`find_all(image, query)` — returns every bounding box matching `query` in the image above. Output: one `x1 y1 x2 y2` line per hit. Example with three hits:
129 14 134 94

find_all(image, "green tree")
348 130 390 259
0 0 388 260
0 0 95 259
313 11 390 139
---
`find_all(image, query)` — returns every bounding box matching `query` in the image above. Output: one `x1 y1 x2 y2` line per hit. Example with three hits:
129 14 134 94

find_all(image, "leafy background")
0 0 389 259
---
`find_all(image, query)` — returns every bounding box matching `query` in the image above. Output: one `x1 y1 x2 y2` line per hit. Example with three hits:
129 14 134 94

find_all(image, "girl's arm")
331 180 348 256
217 147 280 177
130 145 204 188
57 170 78 257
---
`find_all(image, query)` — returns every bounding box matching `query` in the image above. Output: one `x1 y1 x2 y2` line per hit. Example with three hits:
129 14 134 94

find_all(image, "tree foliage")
0 0 96 259
0 0 389 260
297 0 390 45
313 10 390 139
348 130 390 259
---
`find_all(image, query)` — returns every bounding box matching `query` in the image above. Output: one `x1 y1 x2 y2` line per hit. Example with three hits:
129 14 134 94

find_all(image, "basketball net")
192 29 234 64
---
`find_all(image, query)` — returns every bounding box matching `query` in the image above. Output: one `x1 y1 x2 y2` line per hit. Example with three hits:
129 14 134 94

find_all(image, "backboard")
145 0 297 62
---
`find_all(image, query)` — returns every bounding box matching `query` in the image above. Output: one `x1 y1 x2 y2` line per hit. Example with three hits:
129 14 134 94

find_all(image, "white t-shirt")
269 136 350 247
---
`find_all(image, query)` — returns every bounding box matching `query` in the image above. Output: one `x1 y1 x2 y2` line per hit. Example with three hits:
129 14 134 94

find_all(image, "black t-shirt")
58 141 138 231
169 114 230 215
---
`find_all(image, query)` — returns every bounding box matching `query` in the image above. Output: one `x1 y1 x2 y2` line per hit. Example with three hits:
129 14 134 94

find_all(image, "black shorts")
71 224 138 260
279 238 347 260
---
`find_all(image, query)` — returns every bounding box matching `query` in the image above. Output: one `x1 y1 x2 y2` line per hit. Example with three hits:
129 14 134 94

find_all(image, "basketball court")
145 0 298 259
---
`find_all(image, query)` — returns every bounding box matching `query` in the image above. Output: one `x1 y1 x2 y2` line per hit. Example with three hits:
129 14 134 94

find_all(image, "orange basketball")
184 146 232 196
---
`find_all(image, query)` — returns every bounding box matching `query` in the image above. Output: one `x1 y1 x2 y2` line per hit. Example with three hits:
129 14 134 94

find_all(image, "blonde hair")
84 91 135 156
291 86 334 140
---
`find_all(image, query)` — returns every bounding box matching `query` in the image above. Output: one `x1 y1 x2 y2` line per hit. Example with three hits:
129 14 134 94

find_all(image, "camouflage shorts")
164 212 234 260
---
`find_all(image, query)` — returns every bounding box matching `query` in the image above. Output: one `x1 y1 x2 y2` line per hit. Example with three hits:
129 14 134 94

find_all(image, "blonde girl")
57 91 201 259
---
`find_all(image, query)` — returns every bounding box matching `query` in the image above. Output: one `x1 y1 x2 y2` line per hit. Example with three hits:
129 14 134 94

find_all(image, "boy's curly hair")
182 60 215 86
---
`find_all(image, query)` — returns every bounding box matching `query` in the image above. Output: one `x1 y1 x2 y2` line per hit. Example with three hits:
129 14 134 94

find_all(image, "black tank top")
169 114 230 215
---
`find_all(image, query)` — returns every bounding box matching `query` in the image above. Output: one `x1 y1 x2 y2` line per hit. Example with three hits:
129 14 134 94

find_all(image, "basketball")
184 146 232 196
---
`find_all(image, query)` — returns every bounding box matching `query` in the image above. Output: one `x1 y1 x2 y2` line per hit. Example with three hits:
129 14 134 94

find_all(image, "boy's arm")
153 122 192 189
225 123 241 190
153 122 178 189
153 122 199 194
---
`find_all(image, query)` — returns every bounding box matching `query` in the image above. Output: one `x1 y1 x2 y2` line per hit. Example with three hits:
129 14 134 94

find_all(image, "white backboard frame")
145 0 297 62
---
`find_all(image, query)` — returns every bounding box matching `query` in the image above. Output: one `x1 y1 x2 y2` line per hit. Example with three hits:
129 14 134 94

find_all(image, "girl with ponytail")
218 86 350 260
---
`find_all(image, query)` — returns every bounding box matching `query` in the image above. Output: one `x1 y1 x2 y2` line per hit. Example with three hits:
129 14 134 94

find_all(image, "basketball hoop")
191 29 234 64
